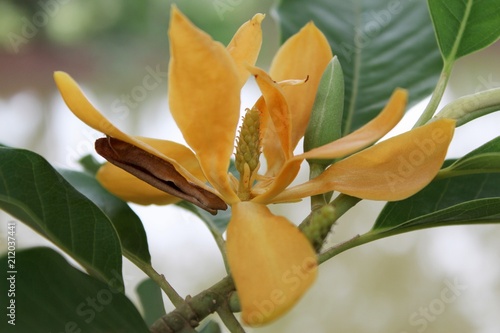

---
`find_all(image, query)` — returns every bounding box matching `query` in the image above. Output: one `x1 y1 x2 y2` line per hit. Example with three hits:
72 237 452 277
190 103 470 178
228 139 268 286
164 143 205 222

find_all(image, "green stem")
436 164 500 180
175 202 230 273
415 0 473 127
125 252 185 308
413 60 453 127
318 230 384 264
216 305 246 333
206 225 230 273
150 276 235 333
308 163 328 210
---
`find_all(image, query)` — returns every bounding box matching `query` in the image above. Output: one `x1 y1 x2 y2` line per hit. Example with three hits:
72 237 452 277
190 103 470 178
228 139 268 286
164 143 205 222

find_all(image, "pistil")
235 106 261 200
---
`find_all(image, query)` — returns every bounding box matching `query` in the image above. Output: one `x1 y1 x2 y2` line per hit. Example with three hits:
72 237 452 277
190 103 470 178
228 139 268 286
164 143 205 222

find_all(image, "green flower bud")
304 56 344 167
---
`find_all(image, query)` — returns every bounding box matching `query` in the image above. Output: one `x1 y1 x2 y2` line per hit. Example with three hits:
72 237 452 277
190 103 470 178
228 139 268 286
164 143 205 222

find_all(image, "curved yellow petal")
227 13 264 87
97 137 206 205
250 96 285 177
54 71 211 192
300 88 408 160
270 22 332 149
226 202 317 326
262 119 287 176
168 7 240 204
249 66 292 160
275 119 456 202
253 89 407 204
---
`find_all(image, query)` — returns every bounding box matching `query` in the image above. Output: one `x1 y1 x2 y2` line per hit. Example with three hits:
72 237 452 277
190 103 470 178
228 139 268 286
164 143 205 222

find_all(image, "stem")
206 225 230 273
216 305 246 333
436 164 500 180
413 60 453 128
308 163 328 210
176 202 230 273
150 276 235 333
125 252 185 308
414 0 473 127
318 230 384 264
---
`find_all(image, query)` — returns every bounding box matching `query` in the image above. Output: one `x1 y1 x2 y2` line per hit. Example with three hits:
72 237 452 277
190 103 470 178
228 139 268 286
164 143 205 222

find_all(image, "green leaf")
428 0 500 62
0 247 149 333
438 136 500 177
277 0 442 133
373 172 500 234
78 154 103 175
0 147 123 288
60 169 152 265
304 56 344 166
136 278 166 326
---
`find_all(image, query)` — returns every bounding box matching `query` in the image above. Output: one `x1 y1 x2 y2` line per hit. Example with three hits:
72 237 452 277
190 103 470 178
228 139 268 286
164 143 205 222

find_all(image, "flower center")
235 106 261 201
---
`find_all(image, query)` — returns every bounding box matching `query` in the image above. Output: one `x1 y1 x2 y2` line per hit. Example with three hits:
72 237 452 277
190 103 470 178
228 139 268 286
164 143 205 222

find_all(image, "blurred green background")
1 1 500 332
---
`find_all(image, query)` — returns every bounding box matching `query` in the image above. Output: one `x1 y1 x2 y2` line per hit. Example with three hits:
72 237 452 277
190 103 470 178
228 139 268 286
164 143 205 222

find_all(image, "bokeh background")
1 1 500 332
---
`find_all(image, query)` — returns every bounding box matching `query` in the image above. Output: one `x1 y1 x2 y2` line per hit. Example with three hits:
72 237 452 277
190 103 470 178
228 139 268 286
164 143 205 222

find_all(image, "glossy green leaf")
304 56 344 166
438 136 500 177
0 247 149 333
428 0 500 62
60 169 151 265
277 0 442 133
373 172 500 234
0 147 123 288
136 278 166 326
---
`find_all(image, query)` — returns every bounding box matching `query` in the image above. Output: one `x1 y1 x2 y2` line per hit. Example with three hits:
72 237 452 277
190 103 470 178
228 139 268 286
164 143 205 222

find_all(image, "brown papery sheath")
95 137 227 214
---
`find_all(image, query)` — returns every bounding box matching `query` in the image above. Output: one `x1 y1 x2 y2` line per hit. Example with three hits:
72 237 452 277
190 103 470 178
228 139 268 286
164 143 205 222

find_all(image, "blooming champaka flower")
54 7 455 326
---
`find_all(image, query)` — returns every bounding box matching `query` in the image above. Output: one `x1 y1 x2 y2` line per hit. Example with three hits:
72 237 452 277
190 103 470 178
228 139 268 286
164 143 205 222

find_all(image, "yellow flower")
54 6 455 326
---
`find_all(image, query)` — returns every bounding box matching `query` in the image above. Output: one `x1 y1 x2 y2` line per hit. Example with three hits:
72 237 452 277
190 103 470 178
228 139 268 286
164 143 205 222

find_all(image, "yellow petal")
262 119 287 176
54 71 211 192
226 202 317 326
227 13 265 87
250 96 285 177
275 119 456 202
253 89 407 204
255 77 310 176
300 88 408 160
249 66 292 160
270 22 333 149
97 137 206 205
168 7 240 204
